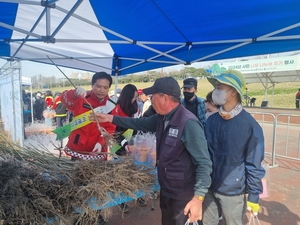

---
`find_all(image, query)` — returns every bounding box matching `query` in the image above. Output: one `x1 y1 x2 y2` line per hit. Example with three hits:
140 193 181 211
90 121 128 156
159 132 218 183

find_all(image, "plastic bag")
259 161 270 198
134 133 149 162
147 137 156 167
248 214 261 225
145 133 156 165
131 132 156 164
43 108 56 119
127 136 136 158
184 219 198 225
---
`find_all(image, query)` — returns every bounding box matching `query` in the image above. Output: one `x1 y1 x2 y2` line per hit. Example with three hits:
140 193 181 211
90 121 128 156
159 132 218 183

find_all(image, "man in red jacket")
61 72 116 161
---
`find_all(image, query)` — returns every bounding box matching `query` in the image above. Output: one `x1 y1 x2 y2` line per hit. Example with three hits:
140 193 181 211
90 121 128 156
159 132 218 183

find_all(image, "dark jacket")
181 96 206 127
142 105 156 117
156 104 197 200
205 109 265 203
112 104 212 198
52 95 67 117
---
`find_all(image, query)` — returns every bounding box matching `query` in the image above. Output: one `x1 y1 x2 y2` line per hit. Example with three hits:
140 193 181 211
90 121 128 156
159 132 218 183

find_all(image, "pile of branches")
0 136 156 225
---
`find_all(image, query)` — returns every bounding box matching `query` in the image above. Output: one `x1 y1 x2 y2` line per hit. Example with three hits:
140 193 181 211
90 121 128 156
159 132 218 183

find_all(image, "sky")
0 59 84 78
0 57 225 79
1 51 299 79
0 58 207 78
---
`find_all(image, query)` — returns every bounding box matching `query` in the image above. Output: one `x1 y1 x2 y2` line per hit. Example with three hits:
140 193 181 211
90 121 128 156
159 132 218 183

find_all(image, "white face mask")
212 88 231 106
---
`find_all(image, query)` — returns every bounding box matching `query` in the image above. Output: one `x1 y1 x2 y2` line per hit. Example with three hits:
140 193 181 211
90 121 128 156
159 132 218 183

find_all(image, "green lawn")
35 79 300 109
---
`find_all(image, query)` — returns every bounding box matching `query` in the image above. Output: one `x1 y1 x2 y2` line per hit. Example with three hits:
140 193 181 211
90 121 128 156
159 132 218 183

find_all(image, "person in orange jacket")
52 93 67 128
61 72 116 161
45 90 54 108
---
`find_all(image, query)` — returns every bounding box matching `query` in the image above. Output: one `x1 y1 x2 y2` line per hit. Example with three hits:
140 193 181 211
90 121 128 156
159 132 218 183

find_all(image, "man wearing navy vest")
90 77 212 225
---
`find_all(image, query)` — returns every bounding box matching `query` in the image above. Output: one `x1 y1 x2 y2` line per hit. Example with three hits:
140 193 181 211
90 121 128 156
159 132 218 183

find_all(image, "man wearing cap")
90 77 212 225
203 70 265 225
181 77 206 127
137 89 152 116
136 89 144 115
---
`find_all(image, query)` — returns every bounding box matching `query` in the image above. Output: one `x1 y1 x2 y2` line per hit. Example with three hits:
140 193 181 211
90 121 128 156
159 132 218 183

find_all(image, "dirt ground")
105 155 300 225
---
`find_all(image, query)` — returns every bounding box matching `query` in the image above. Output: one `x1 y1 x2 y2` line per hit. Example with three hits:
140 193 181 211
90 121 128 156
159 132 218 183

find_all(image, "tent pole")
113 55 120 102
114 75 118 102
12 62 17 144
271 83 275 107
264 77 268 101
30 84 34 123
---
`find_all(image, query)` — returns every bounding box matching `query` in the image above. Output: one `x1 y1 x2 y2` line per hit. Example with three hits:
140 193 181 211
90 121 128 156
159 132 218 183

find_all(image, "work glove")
124 145 131 155
121 139 131 155
75 87 86 98
90 143 102 156
247 201 260 216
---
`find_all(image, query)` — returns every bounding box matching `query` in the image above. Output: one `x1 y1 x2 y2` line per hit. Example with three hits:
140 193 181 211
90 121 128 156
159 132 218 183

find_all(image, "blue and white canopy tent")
0 0 300 76
0 0 300 145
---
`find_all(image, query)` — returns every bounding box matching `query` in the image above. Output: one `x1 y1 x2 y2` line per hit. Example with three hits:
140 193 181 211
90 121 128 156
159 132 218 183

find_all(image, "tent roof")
1 0 300 76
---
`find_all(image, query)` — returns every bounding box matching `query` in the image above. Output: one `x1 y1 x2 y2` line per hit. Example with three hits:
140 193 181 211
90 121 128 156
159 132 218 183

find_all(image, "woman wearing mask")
205 91 220 119
112 84 139 156
111 84 146 212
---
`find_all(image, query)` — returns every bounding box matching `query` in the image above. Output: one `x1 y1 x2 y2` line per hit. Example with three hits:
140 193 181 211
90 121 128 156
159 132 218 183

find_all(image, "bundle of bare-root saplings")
0 133 156 225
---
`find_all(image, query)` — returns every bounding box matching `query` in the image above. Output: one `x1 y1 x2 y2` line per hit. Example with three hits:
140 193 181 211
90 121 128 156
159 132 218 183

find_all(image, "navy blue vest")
155 104 198 200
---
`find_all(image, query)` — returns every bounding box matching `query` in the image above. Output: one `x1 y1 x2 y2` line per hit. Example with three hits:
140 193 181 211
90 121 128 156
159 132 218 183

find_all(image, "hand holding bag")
184 218 198 225
248 214 261 225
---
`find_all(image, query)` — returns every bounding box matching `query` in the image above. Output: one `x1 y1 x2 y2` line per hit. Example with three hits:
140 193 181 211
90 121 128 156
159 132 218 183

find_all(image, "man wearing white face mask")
202 70 265 225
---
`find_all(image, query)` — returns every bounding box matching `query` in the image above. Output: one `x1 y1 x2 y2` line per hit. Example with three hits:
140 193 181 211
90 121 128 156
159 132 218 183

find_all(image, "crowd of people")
23 70 265 225
22 89 69 126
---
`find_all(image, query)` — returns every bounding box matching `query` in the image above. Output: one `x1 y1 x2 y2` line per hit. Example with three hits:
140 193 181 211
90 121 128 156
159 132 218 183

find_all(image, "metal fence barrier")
250 112 276 167
273 114 300 162
250 112 300 167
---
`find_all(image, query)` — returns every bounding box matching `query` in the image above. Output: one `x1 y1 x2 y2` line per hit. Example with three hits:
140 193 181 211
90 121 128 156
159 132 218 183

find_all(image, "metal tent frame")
0 0 300 77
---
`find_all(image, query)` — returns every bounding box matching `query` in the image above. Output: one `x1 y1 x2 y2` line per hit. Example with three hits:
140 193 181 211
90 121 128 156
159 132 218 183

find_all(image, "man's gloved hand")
247 201 260 216
75 87 86 98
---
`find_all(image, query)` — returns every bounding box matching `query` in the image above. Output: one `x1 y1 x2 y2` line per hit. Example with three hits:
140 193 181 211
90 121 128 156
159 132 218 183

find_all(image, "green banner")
109 129 134 154
52 123 71 141
52 100 116 141
110 143 122 154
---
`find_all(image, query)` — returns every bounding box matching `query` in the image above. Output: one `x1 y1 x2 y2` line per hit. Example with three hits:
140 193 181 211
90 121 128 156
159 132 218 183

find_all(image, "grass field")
37 79 300 109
